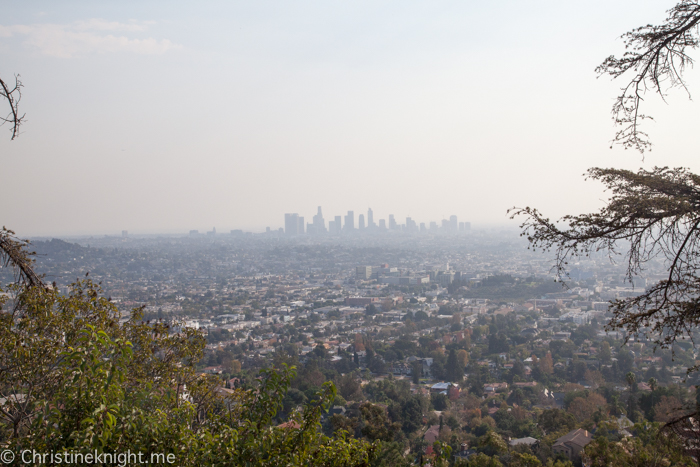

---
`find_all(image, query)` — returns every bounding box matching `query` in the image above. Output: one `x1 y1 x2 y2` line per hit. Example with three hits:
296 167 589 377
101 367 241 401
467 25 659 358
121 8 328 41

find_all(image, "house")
637 382 652 391
424 425 441 444
521 327 540 338
510 437 538 447
431 382 452 394
483 382 508 393
552 428 593 460
514 381 538 388
454 443 477 460
390 362 412 376
330 406 346 416
422 358 434 376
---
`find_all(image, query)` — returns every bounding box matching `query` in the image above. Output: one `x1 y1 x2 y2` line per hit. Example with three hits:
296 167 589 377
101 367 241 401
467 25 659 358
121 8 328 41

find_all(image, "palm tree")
626 372 638 421
648 377 658 392
610 394 625 417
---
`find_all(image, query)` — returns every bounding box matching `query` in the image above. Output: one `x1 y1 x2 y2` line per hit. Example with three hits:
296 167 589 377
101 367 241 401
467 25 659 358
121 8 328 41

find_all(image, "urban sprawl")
13 224 694 465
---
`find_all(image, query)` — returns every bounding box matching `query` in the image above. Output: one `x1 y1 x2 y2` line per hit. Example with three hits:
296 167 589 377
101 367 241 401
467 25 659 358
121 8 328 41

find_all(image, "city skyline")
283 206 470 236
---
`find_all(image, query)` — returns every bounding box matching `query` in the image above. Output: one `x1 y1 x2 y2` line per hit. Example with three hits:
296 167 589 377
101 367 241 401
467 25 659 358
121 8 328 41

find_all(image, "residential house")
552 428 593 460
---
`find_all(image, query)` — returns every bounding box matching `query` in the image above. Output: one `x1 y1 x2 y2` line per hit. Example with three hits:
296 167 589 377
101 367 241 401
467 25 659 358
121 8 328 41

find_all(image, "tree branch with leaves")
511 166 700 363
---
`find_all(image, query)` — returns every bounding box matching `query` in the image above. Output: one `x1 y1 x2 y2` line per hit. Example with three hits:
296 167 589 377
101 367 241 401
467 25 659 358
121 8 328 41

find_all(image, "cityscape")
3 1 700 466
185 207 472 238
1 225 686 464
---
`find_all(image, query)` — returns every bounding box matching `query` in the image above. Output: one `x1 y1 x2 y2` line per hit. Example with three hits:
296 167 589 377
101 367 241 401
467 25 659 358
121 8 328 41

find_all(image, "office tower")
389 214 396 230
420 222 426 232
464 222 471 230
298 216 304 234
285 213 299 235
358 214 365 230
367 208 374 228
356 266 372 280
379 219 386 230
406 217 417 231
312 206 326 233
334 216 342 234
442 219 449 230
450 215 458 232
344 211 354 231
430 222 438 231
328 220 335 233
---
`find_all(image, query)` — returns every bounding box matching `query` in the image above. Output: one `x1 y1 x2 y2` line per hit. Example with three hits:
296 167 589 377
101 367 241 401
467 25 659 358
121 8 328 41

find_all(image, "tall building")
406 217 417 231
312 206 326 233
450 215 458 232
297 216 304 234
367 208 374 228
285 213 299 235
356 266 372 280
344 211 354 231
334 216 342 234
379 219 386 230
389 214 396 230
358 214 365 230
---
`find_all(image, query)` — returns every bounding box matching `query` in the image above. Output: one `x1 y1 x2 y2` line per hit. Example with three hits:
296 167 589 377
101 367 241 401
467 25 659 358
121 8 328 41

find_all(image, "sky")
1 1 698 236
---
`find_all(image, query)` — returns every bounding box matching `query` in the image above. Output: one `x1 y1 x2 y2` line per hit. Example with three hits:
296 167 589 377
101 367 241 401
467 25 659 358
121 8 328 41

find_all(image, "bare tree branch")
0 74 24 140
596 1 700 153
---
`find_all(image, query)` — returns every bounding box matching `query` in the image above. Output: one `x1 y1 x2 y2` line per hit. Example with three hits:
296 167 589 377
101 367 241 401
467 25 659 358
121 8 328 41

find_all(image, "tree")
596 1 700 152
412 361 421 384
599 341 612 364
568 393 607 423
512 167 700 367
510 452 542 467
583 422 694 466
358 402 401 442
431 393 449 411
446 349 463 382
538 409 576 434
455 453 503 467
654 396 686 423
456 349 469 368
539 352 554 375
0 73 23 140
513 2 700 456
0 238 377 466
478 431 508 457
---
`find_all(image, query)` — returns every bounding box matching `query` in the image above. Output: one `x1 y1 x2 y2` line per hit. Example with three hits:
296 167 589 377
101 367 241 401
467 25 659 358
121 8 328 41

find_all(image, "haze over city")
6 2 700 465
1 1 699 236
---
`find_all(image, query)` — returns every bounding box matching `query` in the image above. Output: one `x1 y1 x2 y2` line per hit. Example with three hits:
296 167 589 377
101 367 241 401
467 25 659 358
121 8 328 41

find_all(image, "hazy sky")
1 1 697 236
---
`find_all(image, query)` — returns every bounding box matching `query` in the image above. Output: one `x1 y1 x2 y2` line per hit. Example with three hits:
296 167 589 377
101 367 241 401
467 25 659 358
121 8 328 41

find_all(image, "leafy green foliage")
0 280 376 466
